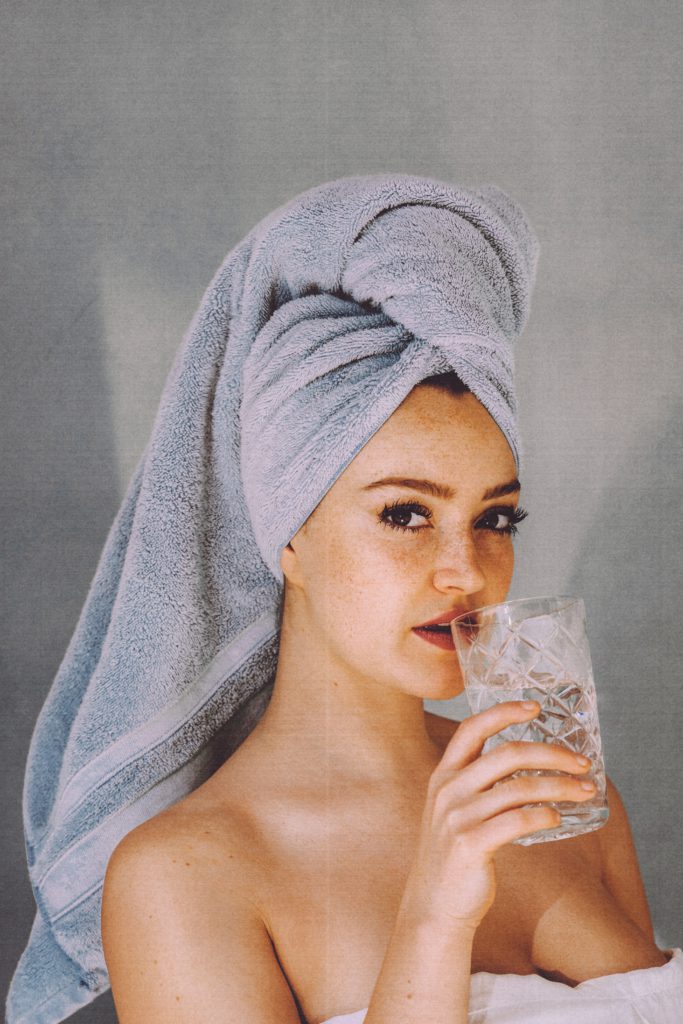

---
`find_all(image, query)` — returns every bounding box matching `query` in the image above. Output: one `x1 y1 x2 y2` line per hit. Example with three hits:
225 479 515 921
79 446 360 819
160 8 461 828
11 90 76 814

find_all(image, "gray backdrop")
2 1 681 1020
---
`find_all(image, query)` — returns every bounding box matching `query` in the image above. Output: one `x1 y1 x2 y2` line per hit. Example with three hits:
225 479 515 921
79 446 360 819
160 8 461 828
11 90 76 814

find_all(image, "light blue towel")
7 173 538 1023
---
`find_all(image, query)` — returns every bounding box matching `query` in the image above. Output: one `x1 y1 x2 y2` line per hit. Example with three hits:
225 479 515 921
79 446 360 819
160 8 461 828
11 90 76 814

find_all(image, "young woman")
101 375 676 1022
11 174 681 1024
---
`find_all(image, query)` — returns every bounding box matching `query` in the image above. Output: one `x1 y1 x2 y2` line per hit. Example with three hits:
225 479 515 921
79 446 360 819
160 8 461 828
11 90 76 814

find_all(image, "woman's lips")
412 625 456 651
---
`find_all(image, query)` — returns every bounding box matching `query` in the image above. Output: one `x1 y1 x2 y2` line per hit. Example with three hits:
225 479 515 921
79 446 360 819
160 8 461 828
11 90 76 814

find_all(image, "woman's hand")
399 701 596 932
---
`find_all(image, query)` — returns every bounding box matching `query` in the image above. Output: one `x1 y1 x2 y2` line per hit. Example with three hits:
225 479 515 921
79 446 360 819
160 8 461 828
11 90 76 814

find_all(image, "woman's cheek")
482 536 515 592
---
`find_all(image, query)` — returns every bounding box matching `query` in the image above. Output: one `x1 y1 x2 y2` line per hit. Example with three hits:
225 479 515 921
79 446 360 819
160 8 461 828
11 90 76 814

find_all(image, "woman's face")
280 385 524 699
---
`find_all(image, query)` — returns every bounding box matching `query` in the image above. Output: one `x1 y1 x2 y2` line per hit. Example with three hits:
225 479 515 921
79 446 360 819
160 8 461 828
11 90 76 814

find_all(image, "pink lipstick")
413 625 456 650
412 609 462 651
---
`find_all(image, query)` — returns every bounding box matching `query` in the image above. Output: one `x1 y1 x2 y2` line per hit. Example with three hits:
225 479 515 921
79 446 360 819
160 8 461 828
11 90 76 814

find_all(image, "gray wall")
2 1 680 1019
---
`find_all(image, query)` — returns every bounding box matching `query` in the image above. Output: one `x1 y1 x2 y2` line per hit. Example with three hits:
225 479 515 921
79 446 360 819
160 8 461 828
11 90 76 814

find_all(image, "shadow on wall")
568 401 683 948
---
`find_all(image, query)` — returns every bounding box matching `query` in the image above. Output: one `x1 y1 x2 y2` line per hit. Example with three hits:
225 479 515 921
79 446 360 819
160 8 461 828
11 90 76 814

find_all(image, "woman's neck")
251 598 444 788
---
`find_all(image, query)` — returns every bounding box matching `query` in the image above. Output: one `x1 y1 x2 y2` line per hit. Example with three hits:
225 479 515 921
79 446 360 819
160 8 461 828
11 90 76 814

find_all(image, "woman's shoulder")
103 712 460 925
106 766 262 887
101 782 302 1022
103 741 274 924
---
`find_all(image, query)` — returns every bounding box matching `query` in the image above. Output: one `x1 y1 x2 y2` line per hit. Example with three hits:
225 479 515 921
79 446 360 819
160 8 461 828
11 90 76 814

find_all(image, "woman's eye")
378 502 528 536
477 505 528 536
379 501 432 533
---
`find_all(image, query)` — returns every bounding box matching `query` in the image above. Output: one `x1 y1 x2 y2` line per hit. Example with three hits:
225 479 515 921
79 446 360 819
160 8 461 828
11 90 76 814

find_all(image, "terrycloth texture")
320 948 683 1023
7 173 538 1024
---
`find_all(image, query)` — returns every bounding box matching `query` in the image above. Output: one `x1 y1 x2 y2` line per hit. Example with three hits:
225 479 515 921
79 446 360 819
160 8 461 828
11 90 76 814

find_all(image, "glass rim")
450 594 582 627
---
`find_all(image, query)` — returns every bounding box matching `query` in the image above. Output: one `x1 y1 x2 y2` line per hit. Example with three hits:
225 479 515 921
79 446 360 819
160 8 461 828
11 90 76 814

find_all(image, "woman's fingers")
439 739 592 799
431 701 592 791
439 701 543 771
440 772 596 834
466 805 562 853
404 701 597 928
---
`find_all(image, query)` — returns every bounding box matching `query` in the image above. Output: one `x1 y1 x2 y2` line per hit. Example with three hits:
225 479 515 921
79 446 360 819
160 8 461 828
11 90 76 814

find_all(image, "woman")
9 174 682 1024
100 377 676 1024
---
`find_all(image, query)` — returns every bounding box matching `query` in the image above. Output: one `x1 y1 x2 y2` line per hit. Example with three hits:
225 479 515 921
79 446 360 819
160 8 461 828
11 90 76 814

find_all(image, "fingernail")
521 701 539 710
575 755 590 766
580 780 596 791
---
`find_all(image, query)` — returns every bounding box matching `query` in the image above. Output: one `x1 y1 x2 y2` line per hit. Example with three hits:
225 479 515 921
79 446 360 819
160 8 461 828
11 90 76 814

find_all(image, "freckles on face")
293 491 405 630
285 386 523 691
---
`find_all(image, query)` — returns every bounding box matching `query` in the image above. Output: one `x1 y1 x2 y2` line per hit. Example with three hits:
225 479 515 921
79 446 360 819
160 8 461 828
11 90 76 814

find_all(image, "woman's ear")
280 539 304 588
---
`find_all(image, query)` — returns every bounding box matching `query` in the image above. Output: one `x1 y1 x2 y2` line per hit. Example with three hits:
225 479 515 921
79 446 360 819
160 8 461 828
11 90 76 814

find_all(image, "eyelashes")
378 499 529 536
379 500 433 533
479 504 529 536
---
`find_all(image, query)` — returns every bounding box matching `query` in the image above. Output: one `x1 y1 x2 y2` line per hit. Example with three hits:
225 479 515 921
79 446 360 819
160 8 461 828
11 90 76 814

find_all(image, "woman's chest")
258 826 605 1024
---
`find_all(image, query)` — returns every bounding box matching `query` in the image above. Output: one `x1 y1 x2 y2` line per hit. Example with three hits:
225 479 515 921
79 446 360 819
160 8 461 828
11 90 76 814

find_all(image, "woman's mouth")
412 623 456 651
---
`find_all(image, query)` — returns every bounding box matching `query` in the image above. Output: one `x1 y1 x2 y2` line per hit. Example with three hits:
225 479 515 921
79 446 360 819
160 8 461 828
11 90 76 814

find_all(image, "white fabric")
320 947 683 1023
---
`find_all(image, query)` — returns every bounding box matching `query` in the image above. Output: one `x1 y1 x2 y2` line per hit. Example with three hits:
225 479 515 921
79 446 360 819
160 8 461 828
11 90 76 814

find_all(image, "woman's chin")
400 672 465 702
429 681 466 702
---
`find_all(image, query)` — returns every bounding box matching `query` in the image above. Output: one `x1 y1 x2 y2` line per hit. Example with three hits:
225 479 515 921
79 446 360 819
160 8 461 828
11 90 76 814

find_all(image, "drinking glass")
450 596 609 845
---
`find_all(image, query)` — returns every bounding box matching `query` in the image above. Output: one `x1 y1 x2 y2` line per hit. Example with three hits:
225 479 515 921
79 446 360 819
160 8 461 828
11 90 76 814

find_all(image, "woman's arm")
101 826 302 1024
361 910 476 1024
362 701 598 1024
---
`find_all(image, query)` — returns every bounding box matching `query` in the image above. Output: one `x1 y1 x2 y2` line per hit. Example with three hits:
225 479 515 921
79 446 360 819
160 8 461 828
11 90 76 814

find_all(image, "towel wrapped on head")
7 173 538 1024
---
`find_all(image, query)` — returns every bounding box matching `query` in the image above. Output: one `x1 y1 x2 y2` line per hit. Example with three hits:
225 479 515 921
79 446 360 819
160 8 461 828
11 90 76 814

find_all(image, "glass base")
514 803 610 845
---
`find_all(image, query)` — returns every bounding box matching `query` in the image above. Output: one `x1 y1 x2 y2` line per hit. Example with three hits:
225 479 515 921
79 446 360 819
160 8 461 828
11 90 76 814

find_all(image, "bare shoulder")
596 773 656 940
596 775 639 876
104 779 261 896
101 799 301 1023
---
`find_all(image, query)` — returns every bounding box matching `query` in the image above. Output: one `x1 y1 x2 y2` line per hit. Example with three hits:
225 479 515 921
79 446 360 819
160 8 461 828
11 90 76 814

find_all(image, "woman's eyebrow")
482 478 521 500
361 477 521 500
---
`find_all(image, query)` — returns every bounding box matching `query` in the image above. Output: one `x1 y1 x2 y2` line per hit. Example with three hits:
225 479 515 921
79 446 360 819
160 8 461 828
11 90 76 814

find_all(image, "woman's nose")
431 534 486 595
